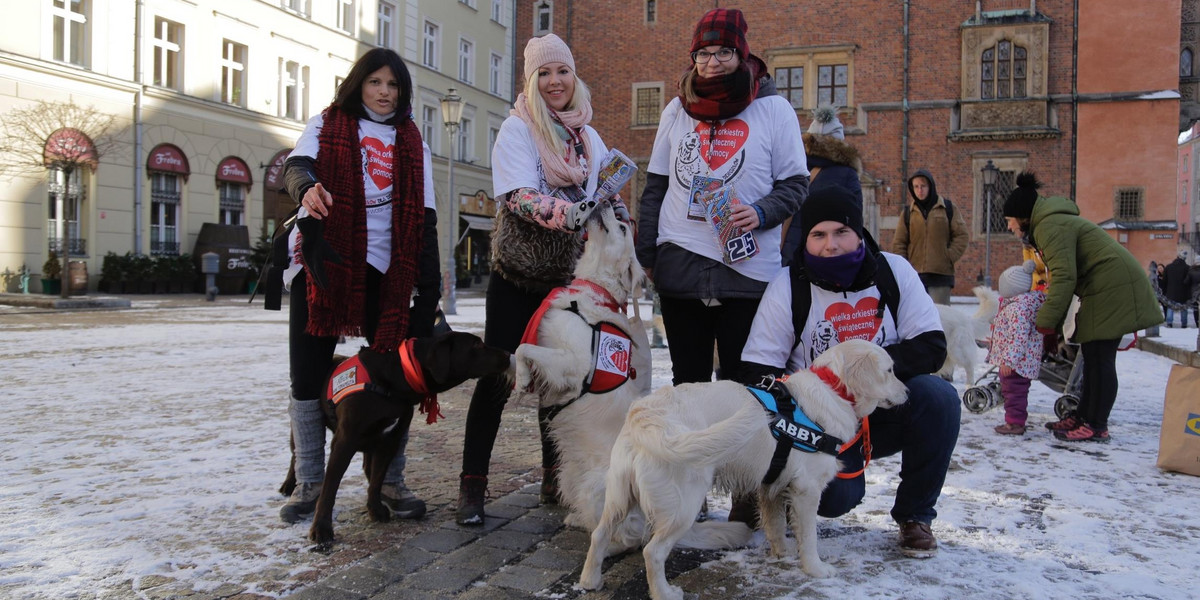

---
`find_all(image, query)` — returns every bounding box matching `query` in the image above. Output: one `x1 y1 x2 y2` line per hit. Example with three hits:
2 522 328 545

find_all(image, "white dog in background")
514 206 752 555
580 339 909 600
935 286 1000 383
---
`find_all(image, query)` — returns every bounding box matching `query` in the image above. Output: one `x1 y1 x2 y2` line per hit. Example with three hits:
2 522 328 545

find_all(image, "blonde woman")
456 34 627 525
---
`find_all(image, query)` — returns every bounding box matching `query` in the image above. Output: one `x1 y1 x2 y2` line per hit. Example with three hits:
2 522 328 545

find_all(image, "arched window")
1182 48 1193 78
981 39 1027 99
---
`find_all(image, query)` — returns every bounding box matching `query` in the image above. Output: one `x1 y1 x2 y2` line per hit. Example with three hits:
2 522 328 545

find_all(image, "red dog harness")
326 339 443 424
520 278 637 395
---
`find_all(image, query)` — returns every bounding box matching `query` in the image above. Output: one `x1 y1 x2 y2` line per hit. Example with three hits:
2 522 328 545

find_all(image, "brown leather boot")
898 521 938 558
455 475 488 526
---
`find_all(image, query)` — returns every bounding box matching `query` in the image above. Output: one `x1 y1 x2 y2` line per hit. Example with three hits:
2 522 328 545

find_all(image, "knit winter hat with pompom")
998 259 1036 299
807 105 845 140
1003 171 1042 220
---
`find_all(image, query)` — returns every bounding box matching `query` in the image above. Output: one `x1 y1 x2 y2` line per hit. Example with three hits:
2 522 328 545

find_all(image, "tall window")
980 170 1014 235
488 126 500 164
534 1 552 35
457 117 472 161
459 38 474 83
51 0 89 66
283 0 310 17
152 17 183 90
817 64 848 107
1183 48 1194 78
377 1 395 48
981 39 1027 99
491 0 503 22
489 53 502 95
48 168 86 256
219 182 245 225
646 0 656 23
338 0 355 35
1114 187 1144 221
776 67 804 109
221 40 247 107
423 21 440 68
280 60 309 120
150 172 181 256
632 83 663 126
421 105 438 154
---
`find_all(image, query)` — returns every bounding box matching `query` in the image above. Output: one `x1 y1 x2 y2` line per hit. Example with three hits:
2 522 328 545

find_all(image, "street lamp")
440 87 464 315
981 159 999 288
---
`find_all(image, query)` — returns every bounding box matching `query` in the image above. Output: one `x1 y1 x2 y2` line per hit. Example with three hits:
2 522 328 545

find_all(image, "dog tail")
678 521 755 549
627 398 764 467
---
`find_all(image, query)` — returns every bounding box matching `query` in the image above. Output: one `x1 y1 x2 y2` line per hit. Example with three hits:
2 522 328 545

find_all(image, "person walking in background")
988 260 1046 436
1002 172 1162 443
780 105 861 266
1162 249 1192 327
1188 257 1200 327
278 48 440 523
635 7 808 386
892 169 968 304
456 34 627 526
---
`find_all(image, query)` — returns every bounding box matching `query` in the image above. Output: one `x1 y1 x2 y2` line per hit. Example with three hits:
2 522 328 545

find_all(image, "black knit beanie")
1003 171 1042 220
800 186 864 242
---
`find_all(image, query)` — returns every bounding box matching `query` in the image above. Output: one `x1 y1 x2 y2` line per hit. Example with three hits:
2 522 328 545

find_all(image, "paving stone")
407 528 477 553
283 584 364 600
322 565 388 596
443 540 521 573
502 513 564 536
403 563 486 593
519 545 587 571
494 491 540 509
455 585 532 600
486 563 571 594
362 546 436 577
477 528 543 552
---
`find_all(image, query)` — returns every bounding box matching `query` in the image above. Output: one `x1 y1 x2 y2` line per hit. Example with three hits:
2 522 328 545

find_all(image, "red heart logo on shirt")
824 297 883 343
694 119 749 171
361 136 395 191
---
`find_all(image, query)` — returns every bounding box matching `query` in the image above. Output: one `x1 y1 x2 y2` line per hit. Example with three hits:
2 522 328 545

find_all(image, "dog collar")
399 339 442 424
570 278 624 313
811 366 855 406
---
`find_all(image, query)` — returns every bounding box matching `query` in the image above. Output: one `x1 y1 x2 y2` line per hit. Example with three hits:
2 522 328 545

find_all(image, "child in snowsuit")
988 260 1046 435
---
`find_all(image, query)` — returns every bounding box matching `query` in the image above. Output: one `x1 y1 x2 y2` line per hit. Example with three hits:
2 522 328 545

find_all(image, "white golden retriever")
936 286 1000 383
580 339 909 600
514 205 752 554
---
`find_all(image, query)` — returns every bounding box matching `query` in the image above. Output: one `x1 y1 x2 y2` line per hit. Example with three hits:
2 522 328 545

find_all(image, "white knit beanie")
998 259 1036 299
807 105 845 140
523 34 575 82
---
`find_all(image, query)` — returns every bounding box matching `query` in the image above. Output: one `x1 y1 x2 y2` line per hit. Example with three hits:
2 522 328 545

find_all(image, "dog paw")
308 522 335 549
578 569 602 591
367 500 392 523
802 559 835 579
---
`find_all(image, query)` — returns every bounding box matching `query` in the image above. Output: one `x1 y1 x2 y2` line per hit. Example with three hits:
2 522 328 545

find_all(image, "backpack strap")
903 199 954 247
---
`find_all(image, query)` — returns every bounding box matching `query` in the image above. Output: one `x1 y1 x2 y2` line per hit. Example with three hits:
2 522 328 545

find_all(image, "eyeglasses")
691 47 737 64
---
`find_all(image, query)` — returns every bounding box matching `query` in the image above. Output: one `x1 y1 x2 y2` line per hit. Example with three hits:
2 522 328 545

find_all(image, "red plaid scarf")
680 57 762 122
306 105 425 352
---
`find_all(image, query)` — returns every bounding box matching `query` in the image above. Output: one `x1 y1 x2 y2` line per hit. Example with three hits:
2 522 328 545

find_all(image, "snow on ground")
1 296 1198 599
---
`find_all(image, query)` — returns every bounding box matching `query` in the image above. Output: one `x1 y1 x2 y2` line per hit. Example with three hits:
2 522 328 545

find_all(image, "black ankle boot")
455 475 488 526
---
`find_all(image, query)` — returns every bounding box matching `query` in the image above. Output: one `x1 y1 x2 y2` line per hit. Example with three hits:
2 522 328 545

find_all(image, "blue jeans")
1165 306 1189 327
817 374 961 524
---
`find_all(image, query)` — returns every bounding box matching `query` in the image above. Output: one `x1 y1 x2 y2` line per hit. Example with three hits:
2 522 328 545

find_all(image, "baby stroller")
963 332 1137 419
962 339 1082 419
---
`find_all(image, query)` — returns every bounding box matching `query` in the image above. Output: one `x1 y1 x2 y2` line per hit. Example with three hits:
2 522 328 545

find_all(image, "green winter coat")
1029 195 1163 343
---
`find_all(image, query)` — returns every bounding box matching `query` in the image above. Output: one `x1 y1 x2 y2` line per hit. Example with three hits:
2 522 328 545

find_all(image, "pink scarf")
511 93 594 189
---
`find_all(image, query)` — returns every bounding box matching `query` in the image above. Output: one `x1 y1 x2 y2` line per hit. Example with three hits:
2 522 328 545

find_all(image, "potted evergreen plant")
41 252 62 295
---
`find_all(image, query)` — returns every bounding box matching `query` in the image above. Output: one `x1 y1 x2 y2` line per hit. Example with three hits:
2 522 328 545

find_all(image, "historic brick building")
516 0 1180 291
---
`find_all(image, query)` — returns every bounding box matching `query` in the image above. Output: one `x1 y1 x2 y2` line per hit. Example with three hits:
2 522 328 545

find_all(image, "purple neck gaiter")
803 242 866 290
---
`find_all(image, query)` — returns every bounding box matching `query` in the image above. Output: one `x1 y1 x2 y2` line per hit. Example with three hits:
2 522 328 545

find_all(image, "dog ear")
425 333 459 384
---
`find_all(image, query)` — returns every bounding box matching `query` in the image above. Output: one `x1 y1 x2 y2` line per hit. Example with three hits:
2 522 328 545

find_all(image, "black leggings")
1078 338 1120 430
460 273 555 478
289 267 382 399
658 295 761 385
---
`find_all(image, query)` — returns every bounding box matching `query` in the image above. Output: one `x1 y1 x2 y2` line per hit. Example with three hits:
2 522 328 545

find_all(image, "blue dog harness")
748 377 845 485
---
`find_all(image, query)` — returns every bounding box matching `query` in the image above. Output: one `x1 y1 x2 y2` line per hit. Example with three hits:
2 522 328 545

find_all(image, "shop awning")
460 214 494 232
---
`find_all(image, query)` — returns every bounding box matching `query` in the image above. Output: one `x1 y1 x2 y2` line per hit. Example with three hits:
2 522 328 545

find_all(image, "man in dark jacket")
1163 250 1192 327
892 169 968 304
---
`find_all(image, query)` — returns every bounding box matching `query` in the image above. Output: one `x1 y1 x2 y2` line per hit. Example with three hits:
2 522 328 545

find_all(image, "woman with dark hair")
277 47 440 523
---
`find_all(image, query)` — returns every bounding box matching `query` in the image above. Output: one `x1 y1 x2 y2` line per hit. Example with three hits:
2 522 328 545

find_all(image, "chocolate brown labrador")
279 331 511 548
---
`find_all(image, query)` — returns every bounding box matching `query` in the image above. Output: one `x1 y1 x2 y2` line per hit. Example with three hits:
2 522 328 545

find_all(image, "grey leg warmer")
289 397 326 483
383 429 411 485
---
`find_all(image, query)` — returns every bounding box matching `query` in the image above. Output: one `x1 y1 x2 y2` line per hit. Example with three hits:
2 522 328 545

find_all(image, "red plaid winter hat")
690 8 750 59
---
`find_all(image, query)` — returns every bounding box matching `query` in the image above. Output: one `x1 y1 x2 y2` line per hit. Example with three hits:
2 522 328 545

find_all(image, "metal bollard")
200 252 220 301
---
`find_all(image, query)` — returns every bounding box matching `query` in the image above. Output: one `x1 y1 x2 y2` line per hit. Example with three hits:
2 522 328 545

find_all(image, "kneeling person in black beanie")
739 186 959 558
